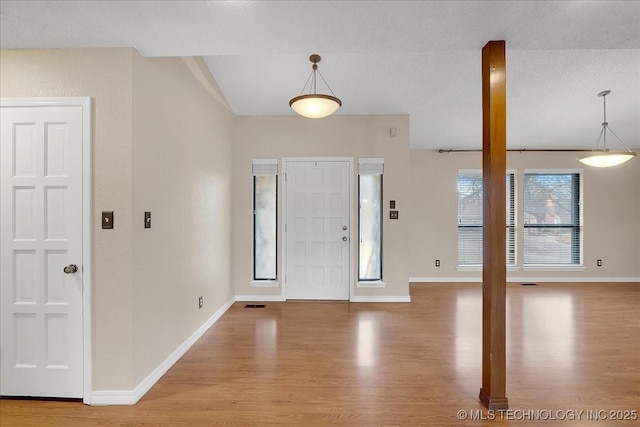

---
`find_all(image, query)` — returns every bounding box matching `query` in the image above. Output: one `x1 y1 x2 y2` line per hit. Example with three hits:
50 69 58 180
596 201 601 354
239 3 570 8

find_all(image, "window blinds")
523 172 581 265
457 172 516 266
252 159 278 176
358 158 384 175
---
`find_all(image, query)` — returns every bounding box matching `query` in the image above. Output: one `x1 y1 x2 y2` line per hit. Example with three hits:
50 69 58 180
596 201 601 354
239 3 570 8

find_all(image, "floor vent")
521 283 538 286
245 304 266 308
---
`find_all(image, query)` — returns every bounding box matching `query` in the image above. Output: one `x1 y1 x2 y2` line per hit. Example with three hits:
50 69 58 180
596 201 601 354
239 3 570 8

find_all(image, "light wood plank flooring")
1 283 639 426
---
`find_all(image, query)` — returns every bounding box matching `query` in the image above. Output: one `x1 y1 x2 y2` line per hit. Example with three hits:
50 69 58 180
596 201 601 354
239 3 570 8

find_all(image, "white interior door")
285 160 350 300
1 104 84 398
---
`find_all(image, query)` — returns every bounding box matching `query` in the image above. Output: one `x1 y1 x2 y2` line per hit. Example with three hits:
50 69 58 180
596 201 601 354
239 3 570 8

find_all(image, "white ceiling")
1 1 639 150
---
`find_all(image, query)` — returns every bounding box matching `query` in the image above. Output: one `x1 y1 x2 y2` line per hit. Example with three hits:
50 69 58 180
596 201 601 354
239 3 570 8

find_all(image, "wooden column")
479 40 509 411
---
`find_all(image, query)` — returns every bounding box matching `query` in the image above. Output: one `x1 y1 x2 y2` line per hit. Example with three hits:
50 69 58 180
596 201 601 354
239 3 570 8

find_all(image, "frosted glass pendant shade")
578 151 636 167
289 94 342 119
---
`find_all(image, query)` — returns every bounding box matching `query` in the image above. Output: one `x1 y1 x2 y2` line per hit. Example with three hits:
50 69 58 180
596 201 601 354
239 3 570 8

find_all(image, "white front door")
1 104 84 398
285 160 351 300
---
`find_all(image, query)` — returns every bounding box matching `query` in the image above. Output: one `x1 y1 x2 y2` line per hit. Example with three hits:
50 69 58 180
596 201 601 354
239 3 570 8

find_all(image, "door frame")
0 97 93 403
281 157 354 301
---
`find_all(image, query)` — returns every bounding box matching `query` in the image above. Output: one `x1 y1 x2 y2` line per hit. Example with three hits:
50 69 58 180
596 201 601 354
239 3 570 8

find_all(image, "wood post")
479 40 509 411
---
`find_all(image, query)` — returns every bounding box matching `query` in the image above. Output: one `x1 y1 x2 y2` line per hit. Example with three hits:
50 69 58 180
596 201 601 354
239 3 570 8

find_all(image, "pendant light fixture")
577 90 636 167
289 54 342 119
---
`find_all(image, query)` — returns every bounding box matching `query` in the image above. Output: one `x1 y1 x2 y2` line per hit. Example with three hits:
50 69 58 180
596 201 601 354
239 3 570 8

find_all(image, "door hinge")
285 224 287 232
285 172 287 181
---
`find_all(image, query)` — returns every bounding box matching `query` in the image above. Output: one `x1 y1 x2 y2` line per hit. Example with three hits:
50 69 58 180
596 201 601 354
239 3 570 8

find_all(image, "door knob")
64 264 78 274
342 226 347 231
342 236 348 241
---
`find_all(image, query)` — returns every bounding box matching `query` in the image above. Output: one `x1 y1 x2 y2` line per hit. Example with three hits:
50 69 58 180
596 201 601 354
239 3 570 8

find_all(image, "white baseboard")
90 390 135 406
410 277 481 283
350 295 411 302
235 294 286 302
509 277 640 283
410 276 640 283
91 296 236 405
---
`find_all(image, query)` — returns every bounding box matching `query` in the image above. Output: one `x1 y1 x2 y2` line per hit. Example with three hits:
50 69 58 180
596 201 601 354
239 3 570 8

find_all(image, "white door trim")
0 97 93 404
281 157 354 301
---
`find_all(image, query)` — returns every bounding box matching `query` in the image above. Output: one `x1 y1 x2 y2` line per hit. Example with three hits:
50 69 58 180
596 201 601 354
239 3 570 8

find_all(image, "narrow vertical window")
253 160 277 280
358 159 383 281
523 172 582 265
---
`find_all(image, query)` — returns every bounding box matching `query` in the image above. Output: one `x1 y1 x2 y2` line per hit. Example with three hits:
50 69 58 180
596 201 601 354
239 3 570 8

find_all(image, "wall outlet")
435 259 441 267
597 259 602 267
198 296 203 309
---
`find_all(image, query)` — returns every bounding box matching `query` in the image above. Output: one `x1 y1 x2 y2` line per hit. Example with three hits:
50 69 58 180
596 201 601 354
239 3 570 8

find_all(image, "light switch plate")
102 211 114 229
144 212 151 229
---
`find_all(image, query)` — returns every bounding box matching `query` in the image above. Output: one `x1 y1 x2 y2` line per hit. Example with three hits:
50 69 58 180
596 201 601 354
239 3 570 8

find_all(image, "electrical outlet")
597 259 602 267
198 296 203 309
390 210 399 219
435 259 441 267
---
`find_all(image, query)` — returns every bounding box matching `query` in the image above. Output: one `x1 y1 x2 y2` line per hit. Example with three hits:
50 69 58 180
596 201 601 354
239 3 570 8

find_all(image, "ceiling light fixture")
578 90 636 167
289 54 342 119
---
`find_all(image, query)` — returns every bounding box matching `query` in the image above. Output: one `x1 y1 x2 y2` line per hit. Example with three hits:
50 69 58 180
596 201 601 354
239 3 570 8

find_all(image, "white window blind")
523 172 582 265
253 159 277 280
358 158 384 175
252 159 278 175
457 172 516 266
358 159 383 280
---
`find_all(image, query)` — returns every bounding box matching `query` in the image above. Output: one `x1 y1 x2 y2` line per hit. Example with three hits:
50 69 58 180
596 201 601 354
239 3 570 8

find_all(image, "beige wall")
1 48 136 389
233 115 411 298
131 55 234 385
1 49 235 391
409 150 640 280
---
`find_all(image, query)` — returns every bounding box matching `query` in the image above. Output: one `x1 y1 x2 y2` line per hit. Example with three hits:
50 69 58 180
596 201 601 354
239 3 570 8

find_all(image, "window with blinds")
523 172 582 265
253 160 278 280
358 159 383 281
457 172 516 267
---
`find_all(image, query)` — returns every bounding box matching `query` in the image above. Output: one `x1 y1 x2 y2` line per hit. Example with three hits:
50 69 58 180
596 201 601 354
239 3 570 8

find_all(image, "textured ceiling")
1 1 639 150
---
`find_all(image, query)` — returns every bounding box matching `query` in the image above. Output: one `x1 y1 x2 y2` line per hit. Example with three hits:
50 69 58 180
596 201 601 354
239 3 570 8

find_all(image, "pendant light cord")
316 70 338 98
597 92 633 154
298 70 314 95
296 60 338 98
602 93 608 150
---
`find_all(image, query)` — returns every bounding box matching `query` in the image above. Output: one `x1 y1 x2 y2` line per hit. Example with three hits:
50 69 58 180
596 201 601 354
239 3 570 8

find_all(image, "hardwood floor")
2 283 639 426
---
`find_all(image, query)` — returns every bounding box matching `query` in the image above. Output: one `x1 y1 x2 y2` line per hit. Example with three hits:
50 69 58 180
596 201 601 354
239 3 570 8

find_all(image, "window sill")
357 280 386 288
522 265 585 272
250 280 280 288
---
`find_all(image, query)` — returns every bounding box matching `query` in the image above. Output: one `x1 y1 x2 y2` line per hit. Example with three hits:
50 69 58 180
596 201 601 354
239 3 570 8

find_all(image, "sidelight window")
358 159 383 281
253 160 278 280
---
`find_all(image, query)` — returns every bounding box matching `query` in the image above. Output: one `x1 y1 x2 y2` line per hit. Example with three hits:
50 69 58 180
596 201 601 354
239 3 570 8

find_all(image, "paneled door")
285 160 350 300
1 104 84 398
